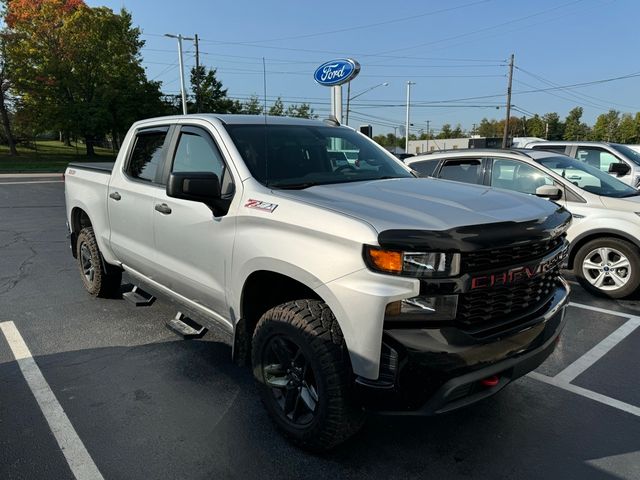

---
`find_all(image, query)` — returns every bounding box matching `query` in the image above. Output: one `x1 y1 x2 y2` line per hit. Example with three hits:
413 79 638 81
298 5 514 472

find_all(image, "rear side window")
439 159 483 185
410 159 440 177
126 129 169 182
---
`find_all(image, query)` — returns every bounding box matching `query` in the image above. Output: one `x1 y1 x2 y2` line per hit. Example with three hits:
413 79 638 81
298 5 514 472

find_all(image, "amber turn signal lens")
368 248 402 273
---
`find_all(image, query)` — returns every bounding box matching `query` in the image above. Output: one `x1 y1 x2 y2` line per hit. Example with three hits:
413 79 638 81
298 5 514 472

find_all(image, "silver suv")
525 141 640 188
407 148 640 298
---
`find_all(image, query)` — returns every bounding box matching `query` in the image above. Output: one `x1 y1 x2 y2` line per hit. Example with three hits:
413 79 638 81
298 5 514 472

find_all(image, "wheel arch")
568 229 640 270
69 207 93 258
233 269 323 366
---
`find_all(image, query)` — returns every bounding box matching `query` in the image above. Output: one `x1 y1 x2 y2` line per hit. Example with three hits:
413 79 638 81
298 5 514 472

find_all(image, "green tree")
190 65 241 114
617 113 636 143
437 123 452 138
450 123 464 137
477 118 499 137
241 94 263 115
268 97 285 116
285 102 316 119
563 107 588 141
592 109 620 142
0 32 17 155
6 2 166 155
542 112 564 140
526 114 545 138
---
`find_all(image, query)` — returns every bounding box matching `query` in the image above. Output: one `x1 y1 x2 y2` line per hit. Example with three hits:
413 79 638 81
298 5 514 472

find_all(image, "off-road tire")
574 237 640 299
76 227 122 298
252 299 365 451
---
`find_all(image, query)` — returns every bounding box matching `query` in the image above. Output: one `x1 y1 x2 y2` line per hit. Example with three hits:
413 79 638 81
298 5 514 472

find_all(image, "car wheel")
252 299 365 451
76 227 122 298
575 237 640 299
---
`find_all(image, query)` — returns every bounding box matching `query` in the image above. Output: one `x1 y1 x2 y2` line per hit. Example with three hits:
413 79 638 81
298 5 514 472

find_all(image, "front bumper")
357 278 569 415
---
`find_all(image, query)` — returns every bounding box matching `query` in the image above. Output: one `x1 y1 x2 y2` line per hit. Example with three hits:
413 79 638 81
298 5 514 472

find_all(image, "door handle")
154 203 172 215
109 192 121 201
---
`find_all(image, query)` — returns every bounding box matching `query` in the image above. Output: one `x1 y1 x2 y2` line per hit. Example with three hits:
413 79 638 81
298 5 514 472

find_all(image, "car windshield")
225 124 412 188
611 143 640 165
538 155 639 198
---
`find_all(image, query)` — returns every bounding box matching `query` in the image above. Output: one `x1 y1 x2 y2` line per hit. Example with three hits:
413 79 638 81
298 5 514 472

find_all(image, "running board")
123 286 155 306
166 312 207 339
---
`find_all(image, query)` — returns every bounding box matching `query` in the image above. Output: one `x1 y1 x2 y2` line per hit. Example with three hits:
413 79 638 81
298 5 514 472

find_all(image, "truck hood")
277 178 570 251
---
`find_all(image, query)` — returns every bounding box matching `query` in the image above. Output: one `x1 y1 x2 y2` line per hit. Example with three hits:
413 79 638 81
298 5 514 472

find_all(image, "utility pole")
194 34 200 113
405 81 415 153
165 33 194 115
426 120 431 152
502 53 514 148
472 123 476 136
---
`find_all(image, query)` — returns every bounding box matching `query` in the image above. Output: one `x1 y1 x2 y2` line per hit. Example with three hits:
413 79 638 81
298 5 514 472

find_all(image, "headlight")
385 295 458 322
364 246 461 277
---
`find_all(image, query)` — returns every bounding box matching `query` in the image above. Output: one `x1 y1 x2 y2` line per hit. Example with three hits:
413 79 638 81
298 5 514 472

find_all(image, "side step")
123 286 155 307
166 312 207 339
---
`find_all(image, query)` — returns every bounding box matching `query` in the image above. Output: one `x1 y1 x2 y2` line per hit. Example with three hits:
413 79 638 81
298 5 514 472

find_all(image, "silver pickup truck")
65 114 571 451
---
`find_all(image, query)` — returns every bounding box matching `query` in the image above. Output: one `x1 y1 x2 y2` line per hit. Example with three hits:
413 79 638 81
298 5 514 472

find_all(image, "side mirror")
167 172 221 206
535 185 563 201
608 162 630 176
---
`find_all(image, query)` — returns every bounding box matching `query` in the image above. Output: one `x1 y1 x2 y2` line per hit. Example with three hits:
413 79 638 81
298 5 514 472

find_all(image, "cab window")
410 159 440 177
126 128 169 183
171 127 233 195
575 147 624 173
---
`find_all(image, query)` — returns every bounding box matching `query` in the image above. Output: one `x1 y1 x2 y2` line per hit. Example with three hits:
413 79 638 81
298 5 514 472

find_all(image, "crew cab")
65 115 571 451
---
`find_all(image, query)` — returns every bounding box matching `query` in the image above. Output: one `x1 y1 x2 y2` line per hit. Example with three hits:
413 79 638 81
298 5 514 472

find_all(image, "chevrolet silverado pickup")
65 114 571 451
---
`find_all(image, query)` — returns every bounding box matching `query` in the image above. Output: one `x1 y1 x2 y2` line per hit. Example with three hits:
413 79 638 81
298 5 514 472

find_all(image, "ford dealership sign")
314 59 361 87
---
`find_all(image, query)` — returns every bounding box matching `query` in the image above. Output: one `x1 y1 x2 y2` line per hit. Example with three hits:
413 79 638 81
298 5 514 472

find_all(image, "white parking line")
527 302 640 418
528 372 640 417
0 321 104 480
555 314 640 383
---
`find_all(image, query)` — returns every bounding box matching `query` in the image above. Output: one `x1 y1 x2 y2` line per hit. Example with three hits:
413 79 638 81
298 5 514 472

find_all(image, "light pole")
405 81 415 153
165 33 194 115
345 82 389 125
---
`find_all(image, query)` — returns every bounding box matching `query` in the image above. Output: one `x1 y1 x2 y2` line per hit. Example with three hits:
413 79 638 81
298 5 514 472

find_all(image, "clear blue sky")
87 0 639 136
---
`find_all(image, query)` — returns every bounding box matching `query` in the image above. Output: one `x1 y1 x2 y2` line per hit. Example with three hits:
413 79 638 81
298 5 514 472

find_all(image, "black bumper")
357 279 569 415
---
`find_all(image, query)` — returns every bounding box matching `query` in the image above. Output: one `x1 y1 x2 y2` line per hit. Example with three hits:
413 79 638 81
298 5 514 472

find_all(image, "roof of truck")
137 114 330 127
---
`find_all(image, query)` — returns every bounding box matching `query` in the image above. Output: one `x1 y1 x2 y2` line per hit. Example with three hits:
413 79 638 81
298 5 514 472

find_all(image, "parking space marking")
528 372 640 417
528 301 640 418
555 305 640 383
0 321 104 480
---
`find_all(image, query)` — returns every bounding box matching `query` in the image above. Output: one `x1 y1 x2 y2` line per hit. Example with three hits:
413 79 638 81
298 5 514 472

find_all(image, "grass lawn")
0 140 117 173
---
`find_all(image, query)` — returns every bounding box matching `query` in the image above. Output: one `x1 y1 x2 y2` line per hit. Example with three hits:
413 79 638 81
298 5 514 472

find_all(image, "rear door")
108 126 172 276
151 124 237 319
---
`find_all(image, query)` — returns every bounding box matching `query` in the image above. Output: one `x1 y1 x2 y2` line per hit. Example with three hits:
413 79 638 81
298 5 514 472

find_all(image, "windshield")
225 124 412 188
611 143 640 166
538 155 638 198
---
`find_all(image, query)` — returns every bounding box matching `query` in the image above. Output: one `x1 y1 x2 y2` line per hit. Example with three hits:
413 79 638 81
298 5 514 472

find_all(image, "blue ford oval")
314 59 361 87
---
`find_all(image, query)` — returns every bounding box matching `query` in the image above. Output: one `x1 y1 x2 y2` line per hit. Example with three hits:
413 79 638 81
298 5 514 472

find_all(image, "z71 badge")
245 199 278 213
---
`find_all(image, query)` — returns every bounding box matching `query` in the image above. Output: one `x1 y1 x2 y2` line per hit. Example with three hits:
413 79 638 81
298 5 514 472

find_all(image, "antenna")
262 57 269 185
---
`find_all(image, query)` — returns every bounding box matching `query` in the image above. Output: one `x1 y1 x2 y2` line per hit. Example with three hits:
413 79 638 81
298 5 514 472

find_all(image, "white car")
407 148 640 298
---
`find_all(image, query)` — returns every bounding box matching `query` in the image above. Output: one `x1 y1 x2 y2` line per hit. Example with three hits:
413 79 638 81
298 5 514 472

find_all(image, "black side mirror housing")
167 172 232 216
608 162 631 176
535 185 563 201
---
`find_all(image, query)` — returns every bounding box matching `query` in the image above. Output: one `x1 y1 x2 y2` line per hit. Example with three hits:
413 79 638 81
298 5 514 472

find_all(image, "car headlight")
385 295 458 322
364 246 461 277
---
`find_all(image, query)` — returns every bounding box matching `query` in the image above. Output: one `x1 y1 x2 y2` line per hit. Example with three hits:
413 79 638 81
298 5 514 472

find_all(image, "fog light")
385 295 458 322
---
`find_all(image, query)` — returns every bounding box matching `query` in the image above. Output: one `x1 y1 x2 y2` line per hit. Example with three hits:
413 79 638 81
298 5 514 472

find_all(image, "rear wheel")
76 227 121 298
574 237 640 299
252 300 365 451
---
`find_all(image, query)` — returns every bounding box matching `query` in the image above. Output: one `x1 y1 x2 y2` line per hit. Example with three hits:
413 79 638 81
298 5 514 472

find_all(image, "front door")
152 125 237 320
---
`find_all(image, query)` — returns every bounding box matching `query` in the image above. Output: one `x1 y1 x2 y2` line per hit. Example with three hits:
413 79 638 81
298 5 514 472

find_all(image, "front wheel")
76 227 122 298
252 300 365 451
574 237 640 299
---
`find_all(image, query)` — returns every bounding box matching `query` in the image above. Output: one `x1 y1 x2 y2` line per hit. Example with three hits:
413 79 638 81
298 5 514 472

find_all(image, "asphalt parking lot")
1 177 639 480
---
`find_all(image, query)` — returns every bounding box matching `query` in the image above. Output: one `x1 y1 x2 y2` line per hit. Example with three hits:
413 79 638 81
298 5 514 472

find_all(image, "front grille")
456 266 561 337
461 235 565 273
